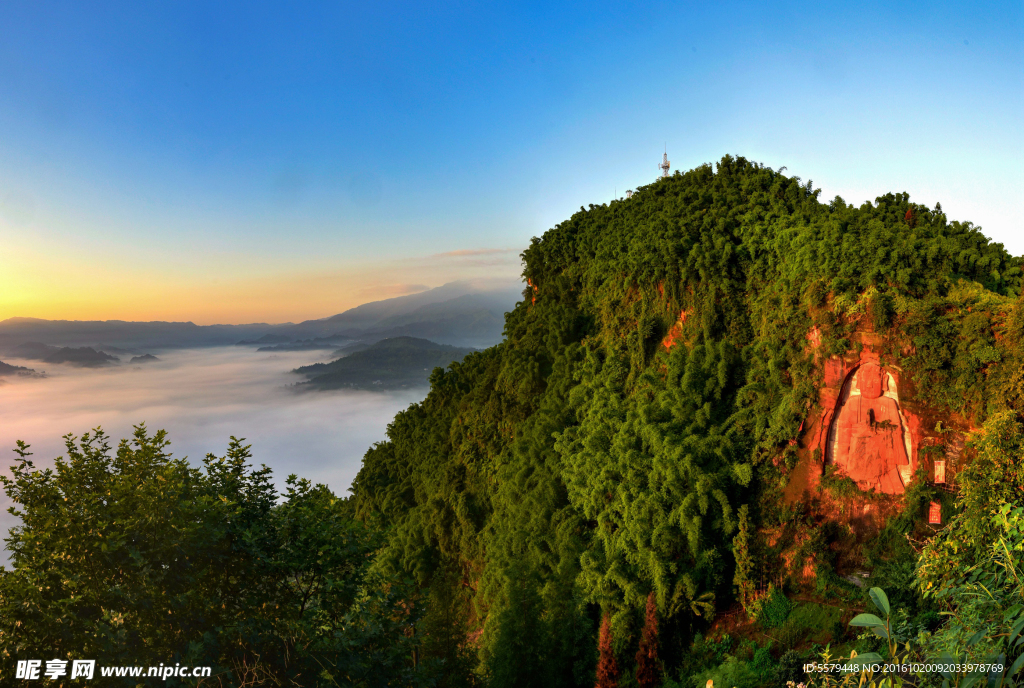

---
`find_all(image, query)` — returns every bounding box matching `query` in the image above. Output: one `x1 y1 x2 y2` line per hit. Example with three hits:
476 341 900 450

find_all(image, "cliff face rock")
788 329 968 502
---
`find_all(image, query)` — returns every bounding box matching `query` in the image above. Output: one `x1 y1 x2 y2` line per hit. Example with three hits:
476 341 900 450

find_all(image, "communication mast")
659 147 671 178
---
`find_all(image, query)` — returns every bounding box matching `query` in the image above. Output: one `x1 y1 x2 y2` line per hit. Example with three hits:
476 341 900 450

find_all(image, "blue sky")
0 1 1020 323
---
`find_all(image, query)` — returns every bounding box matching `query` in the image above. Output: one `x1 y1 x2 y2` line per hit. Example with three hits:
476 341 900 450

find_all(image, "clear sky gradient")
1 1 1020 324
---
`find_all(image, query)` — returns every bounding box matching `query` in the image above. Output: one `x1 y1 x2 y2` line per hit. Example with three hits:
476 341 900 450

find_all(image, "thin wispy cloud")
429 248 517 259
420 248 521 268
355 283 429 299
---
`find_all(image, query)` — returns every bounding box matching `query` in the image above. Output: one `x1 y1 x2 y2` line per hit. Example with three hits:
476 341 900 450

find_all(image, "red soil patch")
661 309 691 350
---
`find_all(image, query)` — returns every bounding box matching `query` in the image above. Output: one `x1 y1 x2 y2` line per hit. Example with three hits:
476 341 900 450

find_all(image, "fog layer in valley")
0 347 425 560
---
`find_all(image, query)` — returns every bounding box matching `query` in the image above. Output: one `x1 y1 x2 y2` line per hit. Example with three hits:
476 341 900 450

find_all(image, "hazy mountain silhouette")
0 318 277 351
0 279 523 352
7 342 119 367
271 279 523 348
0 360 37 376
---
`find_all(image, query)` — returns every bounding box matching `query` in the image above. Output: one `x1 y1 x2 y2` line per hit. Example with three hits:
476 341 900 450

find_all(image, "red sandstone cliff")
787 328 969 503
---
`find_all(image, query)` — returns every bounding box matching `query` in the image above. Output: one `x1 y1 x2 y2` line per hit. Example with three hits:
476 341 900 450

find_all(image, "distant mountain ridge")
0 279 523 352
270 280 522 347
0 318 276 351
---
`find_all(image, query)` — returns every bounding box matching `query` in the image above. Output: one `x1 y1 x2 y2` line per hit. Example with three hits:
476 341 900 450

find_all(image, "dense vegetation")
1 156 1021 686
0 430 425 686
351 157 1022 685
294 336 477 390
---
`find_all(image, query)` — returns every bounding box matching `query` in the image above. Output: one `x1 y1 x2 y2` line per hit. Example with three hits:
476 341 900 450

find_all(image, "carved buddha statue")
828 362 911 494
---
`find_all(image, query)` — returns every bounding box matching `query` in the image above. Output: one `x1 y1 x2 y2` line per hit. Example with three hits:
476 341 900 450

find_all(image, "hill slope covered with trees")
294 336 478 390
352 156 1023 685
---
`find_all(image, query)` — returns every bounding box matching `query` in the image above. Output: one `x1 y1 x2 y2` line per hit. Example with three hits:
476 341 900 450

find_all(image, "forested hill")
351 156 1023 684
294 336 477 390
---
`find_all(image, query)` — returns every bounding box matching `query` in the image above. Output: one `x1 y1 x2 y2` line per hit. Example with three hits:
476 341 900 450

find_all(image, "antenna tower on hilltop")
659 146 671 178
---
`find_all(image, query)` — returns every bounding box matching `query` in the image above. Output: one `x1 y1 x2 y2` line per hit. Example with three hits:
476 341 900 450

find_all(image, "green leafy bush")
750 585 793 629
0 428 430 686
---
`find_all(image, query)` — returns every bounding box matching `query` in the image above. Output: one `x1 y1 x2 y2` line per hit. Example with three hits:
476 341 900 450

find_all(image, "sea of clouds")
0 347 425 561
